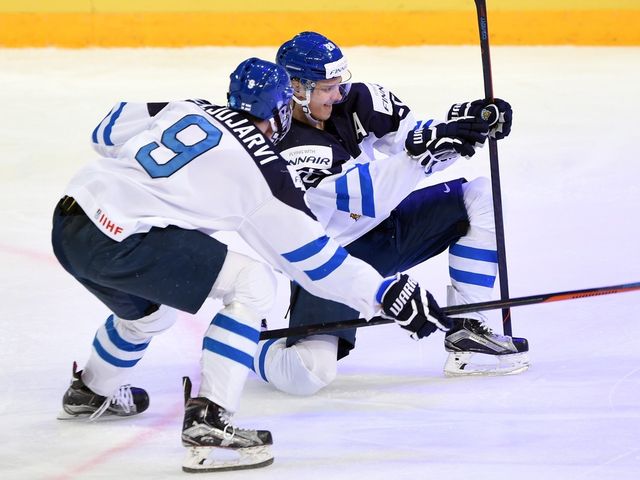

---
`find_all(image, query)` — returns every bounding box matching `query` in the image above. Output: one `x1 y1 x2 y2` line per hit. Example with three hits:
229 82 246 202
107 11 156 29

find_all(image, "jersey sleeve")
239 197 385 320
91 102 168 158
349 83 418 158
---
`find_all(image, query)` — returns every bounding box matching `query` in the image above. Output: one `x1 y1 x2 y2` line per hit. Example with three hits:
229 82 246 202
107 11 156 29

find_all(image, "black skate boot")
181 377 273 473
444 318 530 376
58 362 149 420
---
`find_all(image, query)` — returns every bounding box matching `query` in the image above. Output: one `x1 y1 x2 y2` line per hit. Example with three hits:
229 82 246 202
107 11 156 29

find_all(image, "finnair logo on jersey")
366 83 392 115
203 105 280 165
280 146 332 168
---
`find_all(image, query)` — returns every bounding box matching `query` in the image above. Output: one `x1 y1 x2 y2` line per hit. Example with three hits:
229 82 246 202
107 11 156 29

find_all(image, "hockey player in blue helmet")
254 31 529 396
275 31 352 126
52 56 451 471
227 57 293 145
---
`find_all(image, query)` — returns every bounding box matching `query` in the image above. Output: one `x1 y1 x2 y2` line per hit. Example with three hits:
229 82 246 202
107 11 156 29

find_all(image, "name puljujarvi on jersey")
196 101 280 165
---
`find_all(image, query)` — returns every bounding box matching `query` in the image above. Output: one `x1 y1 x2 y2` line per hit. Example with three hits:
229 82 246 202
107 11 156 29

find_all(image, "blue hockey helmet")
227 57 293 144
276 31 351 85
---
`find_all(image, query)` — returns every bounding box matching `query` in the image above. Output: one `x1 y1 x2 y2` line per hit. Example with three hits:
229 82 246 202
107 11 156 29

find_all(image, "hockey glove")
406 117 489 155
417 137 474 176
405 121 480 175
448 98 512 140
377 273 452 340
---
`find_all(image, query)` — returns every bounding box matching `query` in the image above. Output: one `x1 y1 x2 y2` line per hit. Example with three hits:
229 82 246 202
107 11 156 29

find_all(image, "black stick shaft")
260 281 640 340
474 0 513 335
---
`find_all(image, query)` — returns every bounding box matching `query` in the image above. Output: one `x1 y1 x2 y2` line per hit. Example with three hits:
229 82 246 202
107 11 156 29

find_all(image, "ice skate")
57 361 149 420
444 318 530 377
181 377 273 473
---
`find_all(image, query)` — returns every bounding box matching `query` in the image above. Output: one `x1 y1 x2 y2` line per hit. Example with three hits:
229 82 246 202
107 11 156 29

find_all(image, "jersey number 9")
135 114 222 178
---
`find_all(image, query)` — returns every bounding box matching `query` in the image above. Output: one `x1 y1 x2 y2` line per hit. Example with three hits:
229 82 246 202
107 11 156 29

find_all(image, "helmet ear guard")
227 57 293 145
269 100 293 145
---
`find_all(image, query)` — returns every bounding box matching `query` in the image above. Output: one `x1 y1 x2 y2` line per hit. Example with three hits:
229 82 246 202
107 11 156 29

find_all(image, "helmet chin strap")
293 87 321 128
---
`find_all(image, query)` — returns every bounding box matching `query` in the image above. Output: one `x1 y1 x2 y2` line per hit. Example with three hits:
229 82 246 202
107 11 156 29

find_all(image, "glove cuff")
375 275 398 304
447 102 469 120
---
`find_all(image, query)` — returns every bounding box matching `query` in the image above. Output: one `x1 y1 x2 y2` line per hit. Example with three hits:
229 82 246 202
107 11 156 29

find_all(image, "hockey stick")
473 0 513 335
259 281 640 340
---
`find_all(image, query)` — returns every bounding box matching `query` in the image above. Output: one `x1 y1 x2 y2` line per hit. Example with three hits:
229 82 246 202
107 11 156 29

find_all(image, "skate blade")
444 351 530 377
182 445 274 473
57 409 91 421
56 409 133 421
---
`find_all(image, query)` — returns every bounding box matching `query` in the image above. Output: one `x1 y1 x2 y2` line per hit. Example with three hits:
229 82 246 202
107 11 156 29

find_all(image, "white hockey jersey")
67 99 386 318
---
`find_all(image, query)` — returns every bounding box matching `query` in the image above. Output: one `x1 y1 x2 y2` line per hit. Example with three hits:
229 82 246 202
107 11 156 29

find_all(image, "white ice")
0 46 639 479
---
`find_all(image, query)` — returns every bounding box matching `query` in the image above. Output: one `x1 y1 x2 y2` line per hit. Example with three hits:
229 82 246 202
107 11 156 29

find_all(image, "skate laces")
466 319 493 336
217 408 255 439
89 384 135 421
217 408 237 439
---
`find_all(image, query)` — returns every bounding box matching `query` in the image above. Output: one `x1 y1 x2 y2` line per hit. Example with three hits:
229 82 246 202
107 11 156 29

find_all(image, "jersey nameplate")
190 100 280 166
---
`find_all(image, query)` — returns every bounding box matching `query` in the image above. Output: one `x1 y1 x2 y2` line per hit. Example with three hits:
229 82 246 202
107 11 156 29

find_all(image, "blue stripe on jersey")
450 244 498 263
211 314 260 343
256 338 278 381
335 174 350 213
104 315 150 352
357 163 375 217
102 102 127 146
91 123 100 144
305 246 349 281
92 337 140 368
449 267 496 288
91 109 114 144
335 165 375 217
202 338 254 369
282 236 330 262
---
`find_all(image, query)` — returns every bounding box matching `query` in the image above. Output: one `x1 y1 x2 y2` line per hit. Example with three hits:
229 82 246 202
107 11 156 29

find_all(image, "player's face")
309 77 345 121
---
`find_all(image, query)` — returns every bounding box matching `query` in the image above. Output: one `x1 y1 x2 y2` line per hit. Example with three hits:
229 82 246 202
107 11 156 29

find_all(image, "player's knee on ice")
257 335 338 396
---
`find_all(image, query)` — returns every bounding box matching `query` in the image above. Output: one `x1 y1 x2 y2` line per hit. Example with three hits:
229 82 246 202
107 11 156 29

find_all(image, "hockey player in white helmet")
51 57 454 472
254 32 529 397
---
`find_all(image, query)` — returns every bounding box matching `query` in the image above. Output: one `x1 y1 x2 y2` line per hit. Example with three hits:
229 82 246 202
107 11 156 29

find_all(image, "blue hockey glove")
376 273 452 340
448 98 512 139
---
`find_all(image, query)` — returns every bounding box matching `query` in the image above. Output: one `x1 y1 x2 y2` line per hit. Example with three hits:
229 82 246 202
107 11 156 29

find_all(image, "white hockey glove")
448 98 512 139
377 273 452 340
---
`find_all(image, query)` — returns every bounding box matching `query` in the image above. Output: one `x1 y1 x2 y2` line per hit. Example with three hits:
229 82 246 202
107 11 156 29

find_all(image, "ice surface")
0 46 638 479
